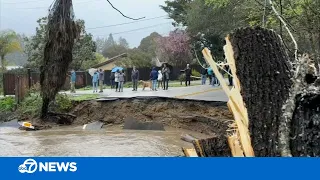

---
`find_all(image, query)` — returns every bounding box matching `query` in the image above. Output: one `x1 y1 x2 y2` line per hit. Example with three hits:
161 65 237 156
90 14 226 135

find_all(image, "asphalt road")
63 84 228 102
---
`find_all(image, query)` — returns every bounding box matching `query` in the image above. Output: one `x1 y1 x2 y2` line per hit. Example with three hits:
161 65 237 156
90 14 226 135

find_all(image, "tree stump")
192 136 232 157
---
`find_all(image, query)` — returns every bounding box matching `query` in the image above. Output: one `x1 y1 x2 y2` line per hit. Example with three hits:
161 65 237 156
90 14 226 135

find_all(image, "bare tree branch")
269 0 298 63
106 0 145 20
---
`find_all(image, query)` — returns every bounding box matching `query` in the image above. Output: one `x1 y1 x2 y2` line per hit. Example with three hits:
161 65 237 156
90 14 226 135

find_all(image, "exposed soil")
68 97 233 136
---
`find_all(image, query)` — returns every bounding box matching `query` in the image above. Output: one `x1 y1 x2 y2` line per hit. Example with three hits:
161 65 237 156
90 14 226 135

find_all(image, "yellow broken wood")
227 134 244 157
202 39 255 157
182 148 199 157
193 139 205 157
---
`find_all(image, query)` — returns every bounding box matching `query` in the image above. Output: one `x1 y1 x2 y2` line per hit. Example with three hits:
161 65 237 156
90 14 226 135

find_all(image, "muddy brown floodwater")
0 124 210 157
0 98 232 156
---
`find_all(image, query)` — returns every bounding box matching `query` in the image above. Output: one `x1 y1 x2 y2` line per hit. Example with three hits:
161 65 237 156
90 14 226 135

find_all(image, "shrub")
55 93 73 112
124 81 133 88
17 94 42 118
192 69 201 77
0 96 16 112
179 74 186 82
29 83 41 93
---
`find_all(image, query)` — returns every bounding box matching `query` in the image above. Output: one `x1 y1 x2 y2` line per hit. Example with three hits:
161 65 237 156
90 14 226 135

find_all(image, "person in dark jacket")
98 69 104 93
131 66 139 91
150 67 158 91
200 64 208 85
110 72 115 89
184 64 192 86
162 63 170 90
225 65 233 86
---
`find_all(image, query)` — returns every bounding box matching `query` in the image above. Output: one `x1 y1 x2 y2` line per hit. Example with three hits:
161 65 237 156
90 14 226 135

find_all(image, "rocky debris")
83 121 104 130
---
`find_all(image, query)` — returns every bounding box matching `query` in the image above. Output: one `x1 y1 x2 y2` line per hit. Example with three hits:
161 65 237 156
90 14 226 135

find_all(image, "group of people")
69 62 232 94
91 69 105 93
183 63 233 87
107 64 171 92
109 69 126 92
149 63 170 91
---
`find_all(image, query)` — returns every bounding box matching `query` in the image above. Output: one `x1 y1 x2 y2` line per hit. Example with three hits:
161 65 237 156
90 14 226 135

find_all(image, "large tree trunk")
40 0 80 119
230 27 293 156
290 92 320 156
197 27 320 157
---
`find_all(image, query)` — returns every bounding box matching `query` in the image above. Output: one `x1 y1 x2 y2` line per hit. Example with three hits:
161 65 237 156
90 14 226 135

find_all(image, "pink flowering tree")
156 29 193 66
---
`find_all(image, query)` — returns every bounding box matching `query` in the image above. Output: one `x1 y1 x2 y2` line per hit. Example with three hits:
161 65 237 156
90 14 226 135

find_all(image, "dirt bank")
70 97 233 136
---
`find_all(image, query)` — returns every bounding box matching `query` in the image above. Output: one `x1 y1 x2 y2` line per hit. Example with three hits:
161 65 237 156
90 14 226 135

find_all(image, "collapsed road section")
70 97 232 136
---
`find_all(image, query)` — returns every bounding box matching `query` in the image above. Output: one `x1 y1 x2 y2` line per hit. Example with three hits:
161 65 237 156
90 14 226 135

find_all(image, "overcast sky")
1 0 174 47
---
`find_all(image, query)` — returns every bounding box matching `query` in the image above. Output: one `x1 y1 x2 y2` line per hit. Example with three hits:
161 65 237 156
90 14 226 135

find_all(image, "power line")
87 15 168 30
105 0 144 20
112 22 172 35
11 0 102 9
94 22 172 37
2 0 47 4
3 0 100 4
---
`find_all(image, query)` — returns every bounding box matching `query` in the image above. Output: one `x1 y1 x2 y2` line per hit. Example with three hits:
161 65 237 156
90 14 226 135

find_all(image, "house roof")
91 53 127 68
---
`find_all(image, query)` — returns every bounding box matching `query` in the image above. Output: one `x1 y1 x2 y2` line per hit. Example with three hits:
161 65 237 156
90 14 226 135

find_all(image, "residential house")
91 53 127 70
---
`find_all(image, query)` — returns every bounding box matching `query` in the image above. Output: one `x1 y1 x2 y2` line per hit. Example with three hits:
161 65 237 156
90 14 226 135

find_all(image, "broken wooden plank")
182 148 198 157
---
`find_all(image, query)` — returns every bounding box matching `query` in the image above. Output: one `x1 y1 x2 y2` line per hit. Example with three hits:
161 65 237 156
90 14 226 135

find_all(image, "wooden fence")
3 70 89 96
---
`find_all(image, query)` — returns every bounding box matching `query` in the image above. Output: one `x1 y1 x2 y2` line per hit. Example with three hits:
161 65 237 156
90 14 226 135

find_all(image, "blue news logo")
18 159 77 173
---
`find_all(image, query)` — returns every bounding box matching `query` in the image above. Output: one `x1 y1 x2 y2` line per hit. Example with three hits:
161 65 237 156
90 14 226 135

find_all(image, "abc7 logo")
18 159 38 174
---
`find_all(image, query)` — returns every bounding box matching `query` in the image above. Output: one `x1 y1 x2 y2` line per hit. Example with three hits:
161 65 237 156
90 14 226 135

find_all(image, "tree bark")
1 55 5 72
40 0 80 120
225 27 320 157
41 97 50 119
192 136 232 157
229 27 293 156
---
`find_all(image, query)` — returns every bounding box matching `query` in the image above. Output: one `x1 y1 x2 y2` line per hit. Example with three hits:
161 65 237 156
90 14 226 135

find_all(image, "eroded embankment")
70 97 233 136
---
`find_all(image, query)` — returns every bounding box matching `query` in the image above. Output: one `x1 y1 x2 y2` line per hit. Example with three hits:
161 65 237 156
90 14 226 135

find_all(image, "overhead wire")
87 15 168 30
8 0 103 9
94 22 172 37
105 0 144 20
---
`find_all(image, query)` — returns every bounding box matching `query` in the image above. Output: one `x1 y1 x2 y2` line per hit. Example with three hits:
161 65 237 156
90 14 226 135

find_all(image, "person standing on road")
131 66 139 91
110 72 115 89
150 67 158 91
118 70 125 92
114 70 120 92
157 70 163 89
70 69 76 93
98 69 104 93
184 64 192 86
207 67 213 85
212 71 217 86
225 64 233 86
162 63 170 90
200 64 208 85
92 70 99 93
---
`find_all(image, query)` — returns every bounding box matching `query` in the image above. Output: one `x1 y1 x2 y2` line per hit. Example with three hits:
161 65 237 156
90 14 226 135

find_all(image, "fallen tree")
198 26 320 157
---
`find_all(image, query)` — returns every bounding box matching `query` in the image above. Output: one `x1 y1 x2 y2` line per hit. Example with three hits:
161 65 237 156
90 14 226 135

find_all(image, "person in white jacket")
157 70 163 89
114 70 120 92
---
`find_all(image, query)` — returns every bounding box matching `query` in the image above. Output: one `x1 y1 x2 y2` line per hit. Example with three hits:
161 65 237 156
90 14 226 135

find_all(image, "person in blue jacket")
92 70 99 93
70 69 76 93
150 67 158 91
